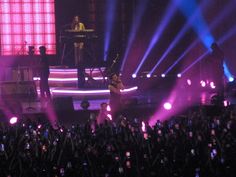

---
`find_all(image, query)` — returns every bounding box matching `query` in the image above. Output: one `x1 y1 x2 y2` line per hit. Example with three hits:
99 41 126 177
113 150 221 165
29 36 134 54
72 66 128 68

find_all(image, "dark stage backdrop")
55 0 236 78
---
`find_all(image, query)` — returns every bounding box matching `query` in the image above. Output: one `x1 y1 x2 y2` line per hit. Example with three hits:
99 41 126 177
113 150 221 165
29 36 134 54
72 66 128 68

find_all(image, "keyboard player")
71 15 86 87
71 15 85 66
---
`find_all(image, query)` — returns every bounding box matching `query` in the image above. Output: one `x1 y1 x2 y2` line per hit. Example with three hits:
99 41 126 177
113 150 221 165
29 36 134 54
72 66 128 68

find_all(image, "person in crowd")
0 106 235 177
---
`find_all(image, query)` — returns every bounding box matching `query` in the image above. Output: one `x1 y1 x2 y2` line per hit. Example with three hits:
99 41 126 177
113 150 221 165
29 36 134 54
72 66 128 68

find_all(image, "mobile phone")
126 161 131 168
191 149 195 155
144 133 148 140
189 131 193 137
126 151 130 157
25 143 30 150
0 144 5 152
211 129 215 136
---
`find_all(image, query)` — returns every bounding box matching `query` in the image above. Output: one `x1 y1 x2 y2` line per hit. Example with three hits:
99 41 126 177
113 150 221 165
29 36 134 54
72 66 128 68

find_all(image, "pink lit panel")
0 0 56 55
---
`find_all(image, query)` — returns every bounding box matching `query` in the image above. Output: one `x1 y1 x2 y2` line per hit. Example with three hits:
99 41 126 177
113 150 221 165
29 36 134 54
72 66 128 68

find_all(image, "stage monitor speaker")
0 81 37 100
53 97 74 111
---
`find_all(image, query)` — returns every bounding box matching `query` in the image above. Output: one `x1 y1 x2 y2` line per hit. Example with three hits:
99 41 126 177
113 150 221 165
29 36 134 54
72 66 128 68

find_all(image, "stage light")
229 77 234 82
223 61 234 83
121 0 148 71
165 2 235 75
9 116 18 125
0 1 56 55
141 121 146 132
133 0 179 75
181 51 209 75
200 80 206 87
107 105 111 112
187 79 192 86
163 102 172 110
161 74 166 78
104 0 118 61
210 82 216 89
178 0 214 49
107 114 112 121
177 73 182 78
132 74 137 78
146 74 151 78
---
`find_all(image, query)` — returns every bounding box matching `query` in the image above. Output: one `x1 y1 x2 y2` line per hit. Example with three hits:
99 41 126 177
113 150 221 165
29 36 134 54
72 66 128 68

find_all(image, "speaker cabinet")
52 97 74 111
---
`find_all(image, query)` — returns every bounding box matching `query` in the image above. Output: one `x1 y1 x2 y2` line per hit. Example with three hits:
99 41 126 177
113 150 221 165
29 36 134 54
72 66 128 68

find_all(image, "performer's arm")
117 77 124 90
108 84 121 94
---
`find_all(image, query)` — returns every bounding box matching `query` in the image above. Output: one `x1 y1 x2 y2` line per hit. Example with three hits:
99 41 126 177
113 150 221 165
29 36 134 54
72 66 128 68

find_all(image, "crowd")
0 106 236 177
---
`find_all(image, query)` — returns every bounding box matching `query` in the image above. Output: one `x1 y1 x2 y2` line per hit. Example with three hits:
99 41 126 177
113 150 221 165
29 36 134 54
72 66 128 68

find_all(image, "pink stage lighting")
177 73 182 78
132 74 137 78
0 1 56 55
141 121 146 132
9 116 18 124
163 102 172 110
210 82 216 89
187 79 192 86
200 80 206 87
107 105 111 112
107 114 112 121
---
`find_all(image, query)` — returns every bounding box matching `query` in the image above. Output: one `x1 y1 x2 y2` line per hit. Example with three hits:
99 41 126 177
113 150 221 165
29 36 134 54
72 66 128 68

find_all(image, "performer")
71 15 85 66
108 73 124 121
39 46 51 99
71 15 86 87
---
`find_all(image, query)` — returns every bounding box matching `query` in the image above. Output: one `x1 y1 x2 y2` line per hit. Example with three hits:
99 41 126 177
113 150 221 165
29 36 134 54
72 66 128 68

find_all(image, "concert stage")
1 66 235 127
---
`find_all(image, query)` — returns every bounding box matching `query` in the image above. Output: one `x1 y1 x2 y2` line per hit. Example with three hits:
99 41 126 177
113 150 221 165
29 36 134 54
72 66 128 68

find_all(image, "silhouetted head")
39 46 46 55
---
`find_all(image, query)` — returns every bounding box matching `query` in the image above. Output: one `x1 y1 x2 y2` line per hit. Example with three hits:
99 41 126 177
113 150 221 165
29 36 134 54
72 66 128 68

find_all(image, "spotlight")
187 79 192 86
210 82 216 89
107 105 111 112
107 114 112 121
200 80 206 87
85 77 88 81
141 121 146 132
161 74 166 78
163 102 172 110
177 73 182 78
146 74 151 78
229 77 234 82
9 116 18 125
132 74 137 78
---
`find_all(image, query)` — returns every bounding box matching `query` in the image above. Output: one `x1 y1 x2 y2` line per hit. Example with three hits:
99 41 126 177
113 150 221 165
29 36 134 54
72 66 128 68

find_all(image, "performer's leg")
39 80 44 98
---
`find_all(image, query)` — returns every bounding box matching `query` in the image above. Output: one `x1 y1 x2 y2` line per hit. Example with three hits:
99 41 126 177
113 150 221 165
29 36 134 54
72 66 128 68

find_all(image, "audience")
0 106 236 177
